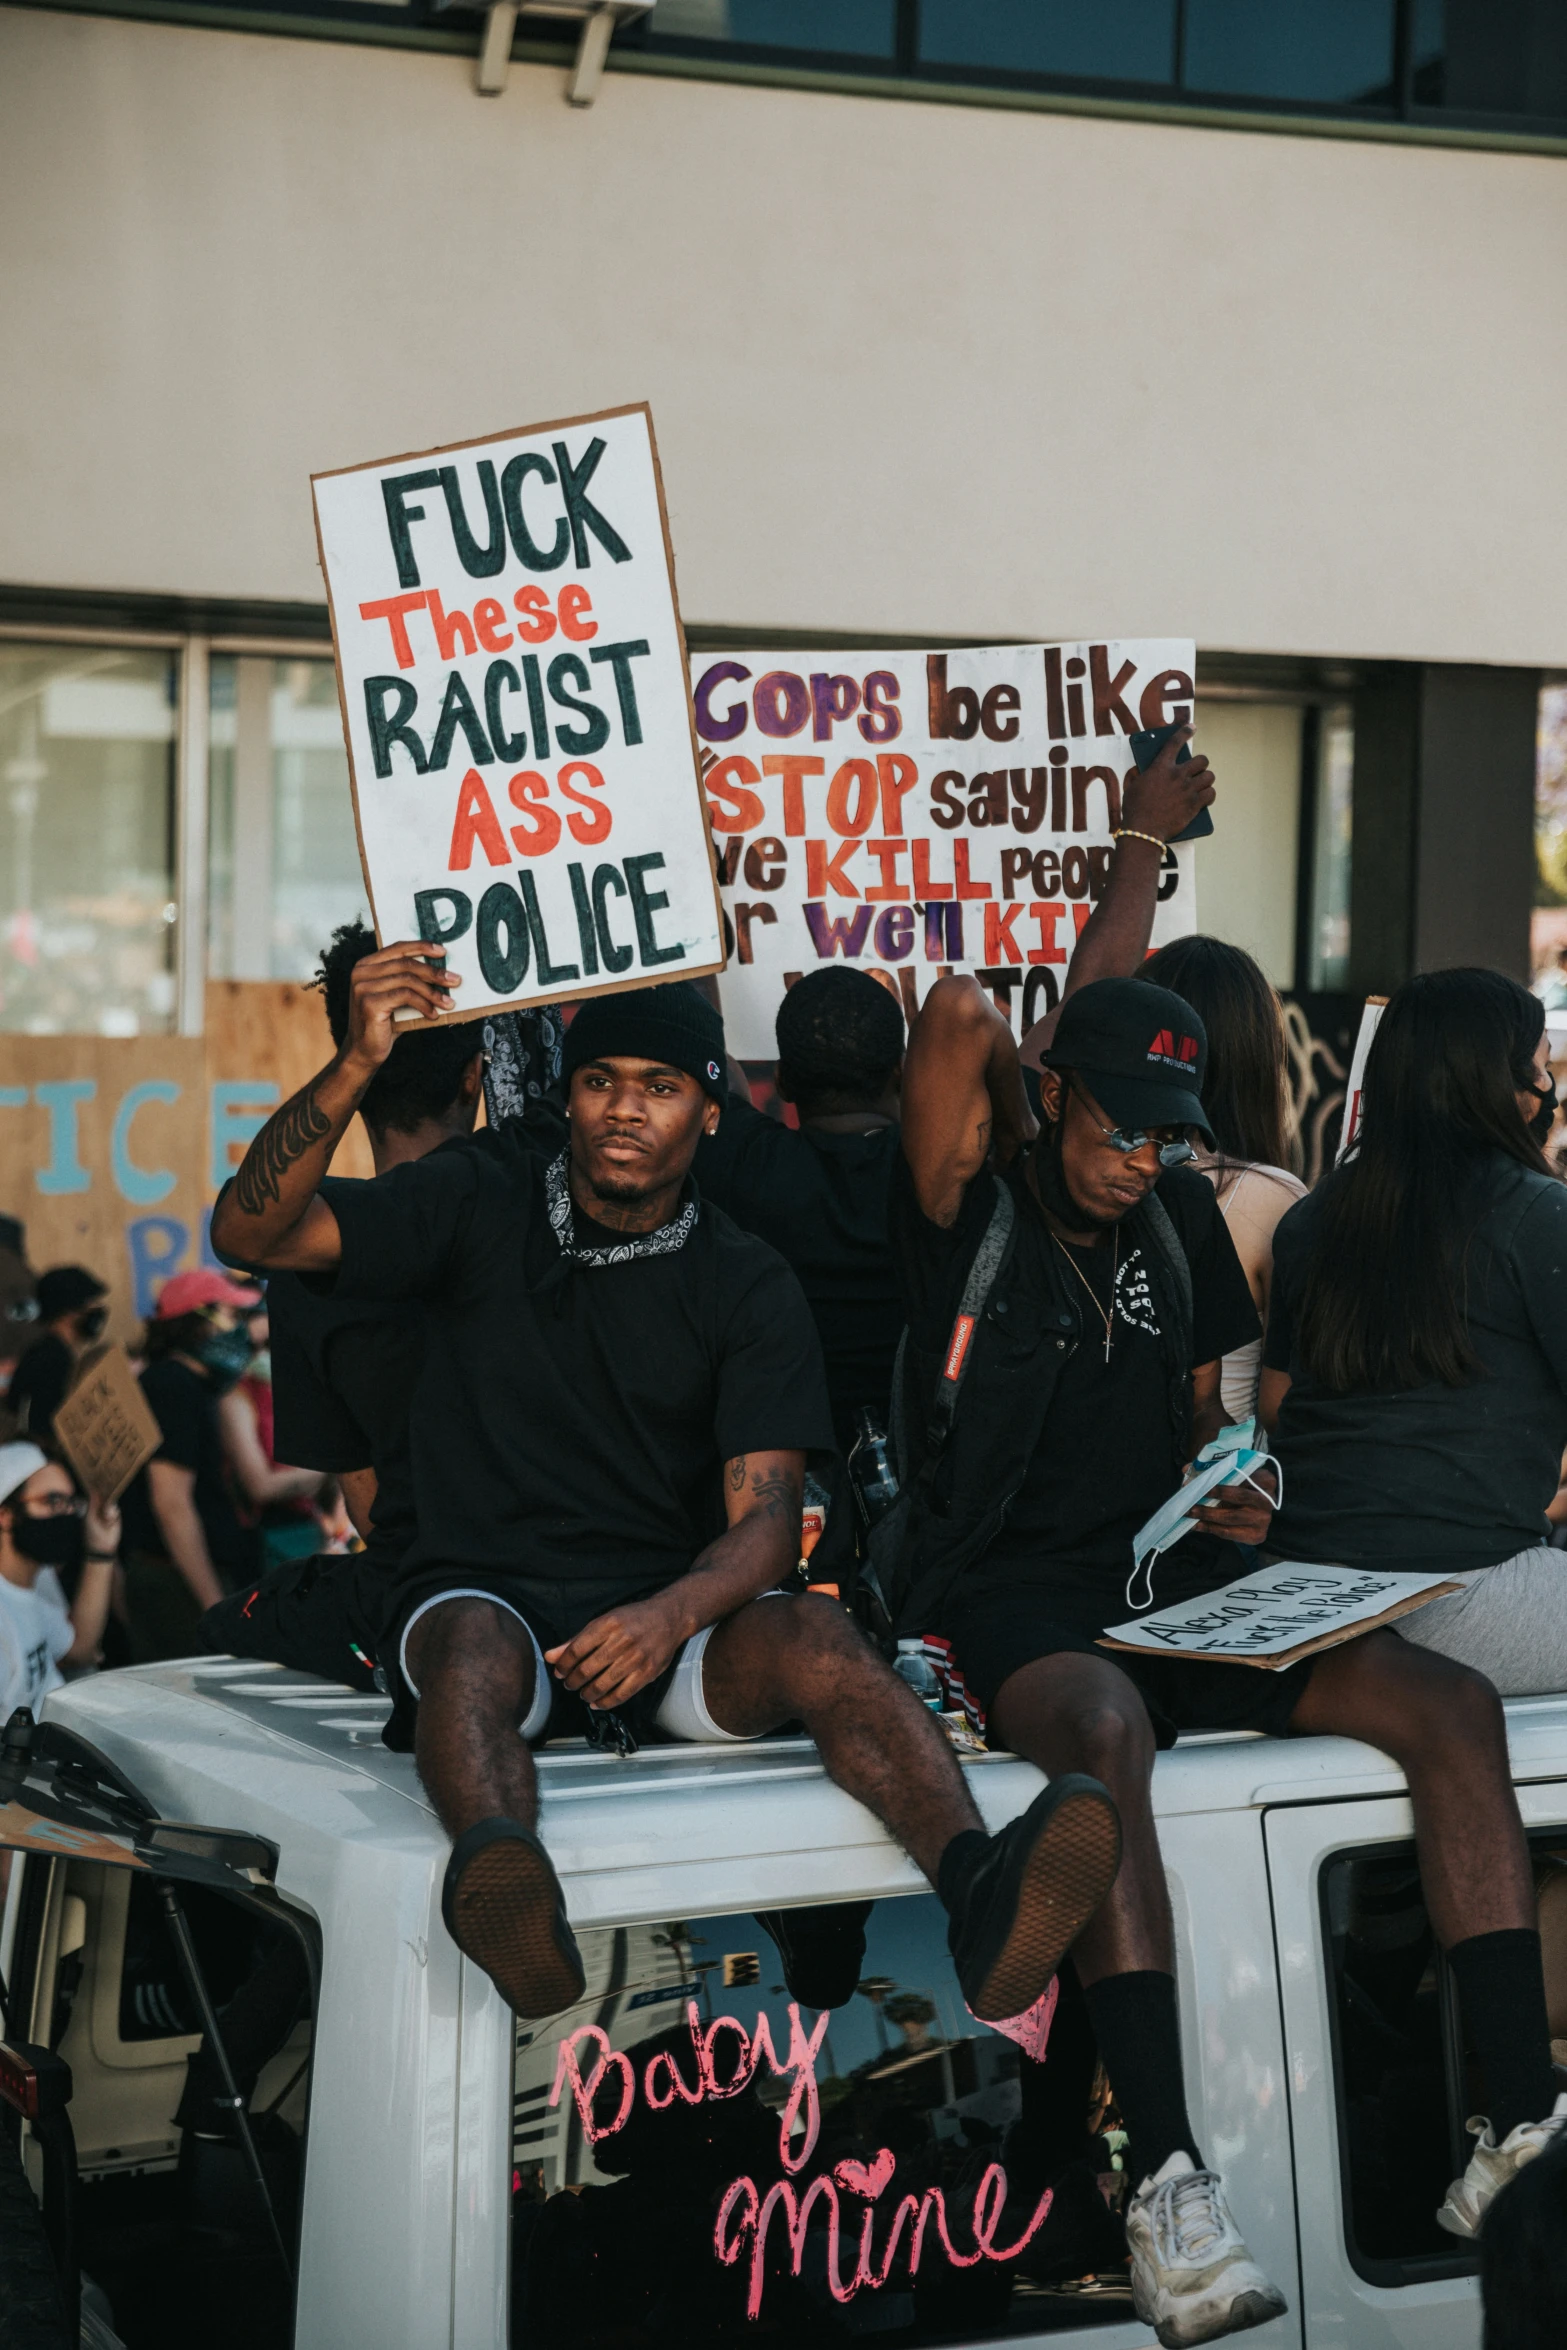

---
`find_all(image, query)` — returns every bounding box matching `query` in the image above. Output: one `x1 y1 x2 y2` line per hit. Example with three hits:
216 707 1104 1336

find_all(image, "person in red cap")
118 1266 275 1660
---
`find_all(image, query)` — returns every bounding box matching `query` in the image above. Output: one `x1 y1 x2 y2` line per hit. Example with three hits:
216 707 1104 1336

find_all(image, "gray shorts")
1396 1544 1567 1696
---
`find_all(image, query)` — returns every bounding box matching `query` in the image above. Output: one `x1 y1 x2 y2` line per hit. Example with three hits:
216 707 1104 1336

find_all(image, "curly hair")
316 921 483 1136
775 968 905 1111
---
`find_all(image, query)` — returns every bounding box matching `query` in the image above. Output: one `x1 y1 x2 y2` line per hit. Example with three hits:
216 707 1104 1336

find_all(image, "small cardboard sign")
313 402 725 1022
52 1343 161 1505
1099 1560 1463 1671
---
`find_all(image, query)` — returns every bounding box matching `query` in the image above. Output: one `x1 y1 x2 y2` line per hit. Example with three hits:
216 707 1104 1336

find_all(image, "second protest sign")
694 639 1200 1058
314 402 724 1019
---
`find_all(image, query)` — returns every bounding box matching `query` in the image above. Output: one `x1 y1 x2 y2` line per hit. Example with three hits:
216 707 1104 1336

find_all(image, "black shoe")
946 1776 1121 2022
756 1902 874 2009
1008 2155 1128 2283
442 1816 586 2021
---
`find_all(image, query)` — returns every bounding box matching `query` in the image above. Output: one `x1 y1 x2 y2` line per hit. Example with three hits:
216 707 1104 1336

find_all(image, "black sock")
1447 1928 1557 2141
937 1829 988 1913
1082 1970 1203 2184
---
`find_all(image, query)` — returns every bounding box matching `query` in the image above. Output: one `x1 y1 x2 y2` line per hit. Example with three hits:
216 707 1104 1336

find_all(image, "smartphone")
1128 722 1214 842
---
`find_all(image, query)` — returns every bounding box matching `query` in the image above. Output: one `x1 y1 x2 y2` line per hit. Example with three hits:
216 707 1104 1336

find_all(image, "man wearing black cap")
896 971 1550 2343
212 945 1123 2046
9 1265 109 1443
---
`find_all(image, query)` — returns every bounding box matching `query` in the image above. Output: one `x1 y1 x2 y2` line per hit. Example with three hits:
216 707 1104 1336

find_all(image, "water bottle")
848 1406 899 1531
893 1640 943 1710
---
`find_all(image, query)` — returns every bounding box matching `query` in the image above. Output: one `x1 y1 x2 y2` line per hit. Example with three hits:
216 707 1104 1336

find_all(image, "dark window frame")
10 0 1567 152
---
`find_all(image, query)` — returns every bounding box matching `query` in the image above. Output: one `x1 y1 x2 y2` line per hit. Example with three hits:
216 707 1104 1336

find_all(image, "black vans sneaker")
945 1776 1121 2022
441 1816 586 2021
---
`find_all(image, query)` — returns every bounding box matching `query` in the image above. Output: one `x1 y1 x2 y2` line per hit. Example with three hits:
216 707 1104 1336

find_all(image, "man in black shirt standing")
212 957 1122 2039
895 973 1544 2346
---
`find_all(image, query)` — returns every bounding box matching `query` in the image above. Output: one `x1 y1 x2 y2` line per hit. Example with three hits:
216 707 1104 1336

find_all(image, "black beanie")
561 983 728 1105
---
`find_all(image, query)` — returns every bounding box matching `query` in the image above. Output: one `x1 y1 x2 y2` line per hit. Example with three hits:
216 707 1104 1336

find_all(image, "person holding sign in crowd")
210 953 1124 2037
9 1264 110 1445
890 971 1560 2338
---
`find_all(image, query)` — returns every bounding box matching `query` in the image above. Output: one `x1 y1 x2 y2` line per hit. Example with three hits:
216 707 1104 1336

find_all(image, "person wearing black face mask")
8 1264 110 1446
0 1441 118 1719
119 1270 265 1663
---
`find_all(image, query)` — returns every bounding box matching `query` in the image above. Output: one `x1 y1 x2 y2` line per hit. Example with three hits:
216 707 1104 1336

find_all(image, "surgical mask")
1528 1078 1558 1146
76 1305 108 1343
192 1325 254 1390
12 1509 85 1574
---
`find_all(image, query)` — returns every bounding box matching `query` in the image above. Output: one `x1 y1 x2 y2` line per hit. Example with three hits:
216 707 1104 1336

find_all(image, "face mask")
248 1348 271 1385
192 1325 255 1390
12 1509 84 1574
1528 1079 1558 1146
76 1305 107 1343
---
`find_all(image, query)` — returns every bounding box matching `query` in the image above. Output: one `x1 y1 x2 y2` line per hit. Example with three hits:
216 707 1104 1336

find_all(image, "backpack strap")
907 1175 1016 1480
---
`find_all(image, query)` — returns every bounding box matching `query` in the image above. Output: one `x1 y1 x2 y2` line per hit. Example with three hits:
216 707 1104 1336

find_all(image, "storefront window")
0 643 178 1037
918 0 1176 86
1183 0 1397 105
209 655 367 983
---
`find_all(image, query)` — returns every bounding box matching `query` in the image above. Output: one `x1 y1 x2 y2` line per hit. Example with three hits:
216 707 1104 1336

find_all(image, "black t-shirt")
8 1334 72 1444
889 1153 1260 1632
695 1100 903 1444
120 1356 255 1584
265 1270 422 1573
1265 1159 1567 1573
305 1115 835 1634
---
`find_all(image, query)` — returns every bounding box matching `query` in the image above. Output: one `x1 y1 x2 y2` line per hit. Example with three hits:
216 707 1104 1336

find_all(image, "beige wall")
1 8 1564 666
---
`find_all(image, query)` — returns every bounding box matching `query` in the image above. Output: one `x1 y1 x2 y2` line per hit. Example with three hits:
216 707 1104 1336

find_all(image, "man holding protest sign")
210 956 1123 2035
890 973 1559 2340
696 732 1218 1451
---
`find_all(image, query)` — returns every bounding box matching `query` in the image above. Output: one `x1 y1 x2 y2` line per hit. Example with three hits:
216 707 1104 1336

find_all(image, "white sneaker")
1126 2152 1289 2347
1436 2092 1567 2238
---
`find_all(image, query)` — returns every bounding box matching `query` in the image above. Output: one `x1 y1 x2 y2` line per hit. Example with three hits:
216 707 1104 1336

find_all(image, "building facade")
1 0 1563 1086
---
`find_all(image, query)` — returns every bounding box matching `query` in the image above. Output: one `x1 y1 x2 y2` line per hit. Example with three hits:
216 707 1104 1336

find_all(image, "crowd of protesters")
5 723 1567 2343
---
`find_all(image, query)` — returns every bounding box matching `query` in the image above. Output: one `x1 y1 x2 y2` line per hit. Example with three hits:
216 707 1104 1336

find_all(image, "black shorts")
383 1565 786 1756
942 1586 1316 1748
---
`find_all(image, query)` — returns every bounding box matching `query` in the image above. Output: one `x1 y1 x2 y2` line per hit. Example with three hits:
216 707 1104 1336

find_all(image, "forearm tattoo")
728 1455 747 1492
749 1462 802 1526
234 1079 332 1217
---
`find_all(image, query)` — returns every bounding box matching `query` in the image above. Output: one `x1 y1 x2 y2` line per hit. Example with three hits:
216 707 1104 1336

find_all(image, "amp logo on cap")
1148 1029 1199 1069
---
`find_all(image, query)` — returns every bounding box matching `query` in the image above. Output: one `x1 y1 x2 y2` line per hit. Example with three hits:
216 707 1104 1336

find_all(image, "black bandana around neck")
544 1150 698 1268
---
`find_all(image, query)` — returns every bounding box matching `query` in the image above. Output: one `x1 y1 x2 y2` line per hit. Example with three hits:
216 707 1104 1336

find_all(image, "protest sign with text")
314 404 723 1020
1100 1561 1462 1671
694 640 1200 1059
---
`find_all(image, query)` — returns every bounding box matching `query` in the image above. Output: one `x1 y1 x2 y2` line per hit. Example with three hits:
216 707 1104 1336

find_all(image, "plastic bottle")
893 1639 944 1709
848 1406 899 1530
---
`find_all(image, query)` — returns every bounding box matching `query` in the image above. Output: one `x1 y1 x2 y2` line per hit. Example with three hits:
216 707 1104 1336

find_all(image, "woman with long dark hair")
1259 967 1567 1692
1141 935 1306 1421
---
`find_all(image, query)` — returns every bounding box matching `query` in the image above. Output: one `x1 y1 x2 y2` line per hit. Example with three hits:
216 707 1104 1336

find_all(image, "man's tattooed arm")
233 1078 333 1218
748 1459 802 1528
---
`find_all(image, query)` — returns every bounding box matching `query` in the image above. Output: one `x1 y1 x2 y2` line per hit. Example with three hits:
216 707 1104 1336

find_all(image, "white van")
4 1657 1566 2350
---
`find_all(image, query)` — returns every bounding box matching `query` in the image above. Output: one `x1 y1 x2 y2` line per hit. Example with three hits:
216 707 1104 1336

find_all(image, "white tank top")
1212 1163 1302 1423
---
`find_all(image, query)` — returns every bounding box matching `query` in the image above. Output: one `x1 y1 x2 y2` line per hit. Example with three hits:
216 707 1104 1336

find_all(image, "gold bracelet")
1113 828 1168 852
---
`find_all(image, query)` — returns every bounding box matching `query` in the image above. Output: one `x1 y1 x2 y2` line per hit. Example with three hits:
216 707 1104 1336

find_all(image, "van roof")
44 1659 1567 1928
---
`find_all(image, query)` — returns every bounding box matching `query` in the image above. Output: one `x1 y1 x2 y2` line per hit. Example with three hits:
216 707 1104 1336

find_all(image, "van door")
0 1712 318 2347
1265 1782 1567 2350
